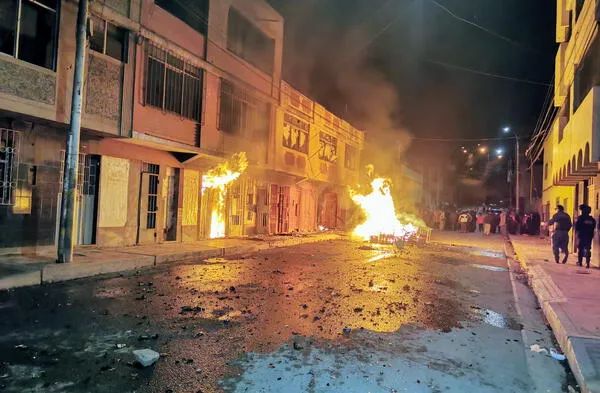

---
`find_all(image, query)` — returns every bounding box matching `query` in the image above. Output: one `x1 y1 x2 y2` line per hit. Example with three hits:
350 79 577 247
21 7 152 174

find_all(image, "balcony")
553 86 600 186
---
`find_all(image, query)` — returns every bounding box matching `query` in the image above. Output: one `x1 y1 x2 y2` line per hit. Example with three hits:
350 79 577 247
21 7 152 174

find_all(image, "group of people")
549 204 596 268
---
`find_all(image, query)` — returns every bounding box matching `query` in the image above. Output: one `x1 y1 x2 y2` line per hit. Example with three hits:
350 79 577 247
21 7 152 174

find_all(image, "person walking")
548 205 572 264
499 210 507 235
575 204 595 268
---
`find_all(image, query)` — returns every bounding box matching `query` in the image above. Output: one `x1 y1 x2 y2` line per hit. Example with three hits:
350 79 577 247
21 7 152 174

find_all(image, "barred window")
282 114 309 154
319 132 337 163
345 144 358 170
0 129 20 206
144 44 203 122
218 79 270 140
143 163 160 229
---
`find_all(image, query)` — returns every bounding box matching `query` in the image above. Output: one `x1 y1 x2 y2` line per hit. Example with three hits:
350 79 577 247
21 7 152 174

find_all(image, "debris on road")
550 348 566 361
529 344 549 355
133 349 160 367
115 343 127 349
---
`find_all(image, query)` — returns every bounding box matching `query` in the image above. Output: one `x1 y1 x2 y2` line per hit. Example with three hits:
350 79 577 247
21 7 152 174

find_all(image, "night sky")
267 0 555 141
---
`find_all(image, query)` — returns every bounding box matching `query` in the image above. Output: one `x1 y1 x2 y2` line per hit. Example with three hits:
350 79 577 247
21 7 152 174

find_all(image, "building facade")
0 0 364 254
541 0 598 261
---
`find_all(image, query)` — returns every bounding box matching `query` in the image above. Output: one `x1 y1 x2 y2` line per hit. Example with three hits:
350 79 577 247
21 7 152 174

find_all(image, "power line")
426 59 552 87
427 0 540 55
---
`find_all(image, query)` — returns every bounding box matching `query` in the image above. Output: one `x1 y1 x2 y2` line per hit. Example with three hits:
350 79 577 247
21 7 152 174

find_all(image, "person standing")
499 210 507 235
575 204 595 268
459 213 469 232
439 210 446 231
548 205 572 264
483 211 493 235
477 213 485 233
448 210 458 231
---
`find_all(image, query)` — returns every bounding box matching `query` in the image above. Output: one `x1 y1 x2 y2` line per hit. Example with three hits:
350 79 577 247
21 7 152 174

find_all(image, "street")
0 237 569 393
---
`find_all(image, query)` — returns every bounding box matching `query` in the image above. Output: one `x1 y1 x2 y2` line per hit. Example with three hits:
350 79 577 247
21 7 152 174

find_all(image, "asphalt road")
0 237 570 392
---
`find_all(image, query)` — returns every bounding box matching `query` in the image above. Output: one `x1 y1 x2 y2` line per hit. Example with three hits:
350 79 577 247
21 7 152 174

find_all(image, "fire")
350 177 418 241
202 153 248 238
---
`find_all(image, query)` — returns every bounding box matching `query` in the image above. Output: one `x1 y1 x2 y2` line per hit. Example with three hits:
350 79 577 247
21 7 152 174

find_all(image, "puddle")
470 306 519 329
470 264 508 272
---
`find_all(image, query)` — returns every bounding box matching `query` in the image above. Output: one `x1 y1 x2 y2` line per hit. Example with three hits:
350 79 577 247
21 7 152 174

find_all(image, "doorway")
77 154 101 245
165 168 180 241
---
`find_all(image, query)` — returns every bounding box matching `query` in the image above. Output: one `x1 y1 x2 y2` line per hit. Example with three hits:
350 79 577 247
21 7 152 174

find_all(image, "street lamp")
503 126 520 212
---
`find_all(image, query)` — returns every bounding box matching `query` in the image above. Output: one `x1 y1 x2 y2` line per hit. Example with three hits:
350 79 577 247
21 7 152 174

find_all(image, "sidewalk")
0 232 342 290
509 235 600 393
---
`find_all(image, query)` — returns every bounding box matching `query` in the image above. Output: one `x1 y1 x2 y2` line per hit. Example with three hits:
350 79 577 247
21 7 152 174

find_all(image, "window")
345 144 358 170
282 114 309 154
0 129 20 206
0 0 59 70
218 79 270 140
319 132 337 163
155 0 209 35
144 44 203 121
143 163 160 229
90 16 128 62
227 8 275 75
575 34 600 111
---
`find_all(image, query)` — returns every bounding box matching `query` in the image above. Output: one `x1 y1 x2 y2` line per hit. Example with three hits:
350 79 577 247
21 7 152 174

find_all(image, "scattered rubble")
133 349 160 367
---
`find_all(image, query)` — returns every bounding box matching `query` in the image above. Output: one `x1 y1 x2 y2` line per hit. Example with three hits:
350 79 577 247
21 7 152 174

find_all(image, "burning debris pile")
202 152 248 239
349 174 423 244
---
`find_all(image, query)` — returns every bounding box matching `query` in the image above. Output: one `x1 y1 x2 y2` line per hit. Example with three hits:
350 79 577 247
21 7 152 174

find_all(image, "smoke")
273 0 413 174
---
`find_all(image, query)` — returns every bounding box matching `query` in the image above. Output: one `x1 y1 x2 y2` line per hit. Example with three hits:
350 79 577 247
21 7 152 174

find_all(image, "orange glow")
350 177 418 241
202 153 248 238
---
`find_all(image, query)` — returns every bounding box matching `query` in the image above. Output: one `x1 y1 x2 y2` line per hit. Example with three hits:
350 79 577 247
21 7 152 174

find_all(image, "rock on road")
0 237 568 392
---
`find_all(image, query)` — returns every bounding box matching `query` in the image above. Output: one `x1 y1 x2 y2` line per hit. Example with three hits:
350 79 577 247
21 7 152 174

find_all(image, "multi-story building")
0 0 364 254
540 0 597 256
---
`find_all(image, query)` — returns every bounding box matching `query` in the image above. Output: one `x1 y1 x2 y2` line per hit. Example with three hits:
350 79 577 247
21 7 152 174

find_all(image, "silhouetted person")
549 205 572 264
575 204 595 268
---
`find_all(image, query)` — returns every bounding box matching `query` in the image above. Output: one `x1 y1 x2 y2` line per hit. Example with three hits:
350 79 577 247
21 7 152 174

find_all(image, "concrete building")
540 0 597 259
0 0 364 254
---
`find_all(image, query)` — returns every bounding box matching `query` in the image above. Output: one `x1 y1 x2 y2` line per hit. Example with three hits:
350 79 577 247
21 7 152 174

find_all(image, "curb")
508 236 600 393
0 234 342 290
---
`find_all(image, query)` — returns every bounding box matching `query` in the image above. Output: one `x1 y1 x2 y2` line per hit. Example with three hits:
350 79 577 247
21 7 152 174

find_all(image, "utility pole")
57 0 89 264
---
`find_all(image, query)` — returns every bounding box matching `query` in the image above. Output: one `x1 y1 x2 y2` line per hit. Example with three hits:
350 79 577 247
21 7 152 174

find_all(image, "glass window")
227 8 275 75
0 2 17 56
17 0 59 69
155 0 209 35
89 16 105 53
89 16 127 62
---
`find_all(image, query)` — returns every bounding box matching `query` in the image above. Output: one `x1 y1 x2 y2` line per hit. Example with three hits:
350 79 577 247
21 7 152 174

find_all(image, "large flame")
202 153 248 239
350 177 418 241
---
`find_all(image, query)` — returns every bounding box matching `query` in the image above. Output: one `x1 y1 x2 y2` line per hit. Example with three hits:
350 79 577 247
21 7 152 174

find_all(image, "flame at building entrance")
350 177 418 242
202 153 248 239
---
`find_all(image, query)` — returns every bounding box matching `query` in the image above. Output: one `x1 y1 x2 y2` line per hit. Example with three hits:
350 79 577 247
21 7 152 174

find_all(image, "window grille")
144 43 202 122
218 79 270 140
319 132 337 163
143 163 160 229
282 114 309 154
59 150 86 196
0 129 21 206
